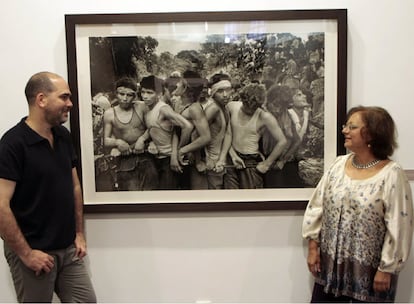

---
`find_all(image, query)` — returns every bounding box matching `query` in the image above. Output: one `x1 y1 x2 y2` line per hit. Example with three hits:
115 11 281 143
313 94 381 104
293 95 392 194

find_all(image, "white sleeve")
301 166 331 241
379 164 414 273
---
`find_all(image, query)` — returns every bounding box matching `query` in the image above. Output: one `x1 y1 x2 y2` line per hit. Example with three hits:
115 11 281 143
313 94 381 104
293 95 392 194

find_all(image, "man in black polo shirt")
0 71 96 302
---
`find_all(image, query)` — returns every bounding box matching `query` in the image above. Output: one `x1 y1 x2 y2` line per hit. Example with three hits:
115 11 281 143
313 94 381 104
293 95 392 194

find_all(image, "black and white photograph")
65 10 347 210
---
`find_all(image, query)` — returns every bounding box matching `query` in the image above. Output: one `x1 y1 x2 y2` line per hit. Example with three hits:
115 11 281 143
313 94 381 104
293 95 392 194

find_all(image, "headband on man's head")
210 80 232 97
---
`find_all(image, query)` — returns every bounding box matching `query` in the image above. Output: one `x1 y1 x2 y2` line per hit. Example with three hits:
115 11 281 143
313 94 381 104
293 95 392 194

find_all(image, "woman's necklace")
352 155 380 169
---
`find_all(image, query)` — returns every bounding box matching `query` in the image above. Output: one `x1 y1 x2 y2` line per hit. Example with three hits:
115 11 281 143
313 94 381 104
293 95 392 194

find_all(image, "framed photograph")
65 9 347 213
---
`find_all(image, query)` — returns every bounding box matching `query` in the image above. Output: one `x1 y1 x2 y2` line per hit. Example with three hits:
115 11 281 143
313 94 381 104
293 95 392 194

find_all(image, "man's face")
199 81 209 103
213 87 232 107
242 98 263 116
116 86 136 109
171 79 187 97
292 90 308 108
43 77 73 126
141 88 158 108
265 99 281 117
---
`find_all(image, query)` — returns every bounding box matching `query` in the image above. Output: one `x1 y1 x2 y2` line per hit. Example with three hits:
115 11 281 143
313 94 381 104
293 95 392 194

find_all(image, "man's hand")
214 161 225 173
256 161 271 174
147 141 159 155
231 155 245 169
20 249 55 276
117 140 131 155
74 232 88 259
196 160 207 173
170 155 183 173
273 159 285 170
133 137 146 154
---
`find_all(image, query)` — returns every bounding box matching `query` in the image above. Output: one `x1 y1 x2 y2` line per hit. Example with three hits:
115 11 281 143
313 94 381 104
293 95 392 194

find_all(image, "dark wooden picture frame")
65 9 347 213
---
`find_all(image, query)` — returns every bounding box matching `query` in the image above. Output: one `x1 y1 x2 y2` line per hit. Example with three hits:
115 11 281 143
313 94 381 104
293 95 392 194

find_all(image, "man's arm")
216 103 244 170
295 107 310 140
72 168 88 259
0 178 54 274
133 103 150 153
214 116 233 172
160 104 193 148
134 129 150 154
179 104 211 155
170 133 182 173
204 103 220 123
256 112 287 173
103 108 131 155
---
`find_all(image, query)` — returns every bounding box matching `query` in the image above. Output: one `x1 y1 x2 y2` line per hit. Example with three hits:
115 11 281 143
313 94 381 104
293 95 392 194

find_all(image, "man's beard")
45 109 68 126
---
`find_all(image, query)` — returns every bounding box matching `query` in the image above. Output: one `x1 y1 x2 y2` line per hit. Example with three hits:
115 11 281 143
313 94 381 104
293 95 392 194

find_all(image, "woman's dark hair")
347 106 398 159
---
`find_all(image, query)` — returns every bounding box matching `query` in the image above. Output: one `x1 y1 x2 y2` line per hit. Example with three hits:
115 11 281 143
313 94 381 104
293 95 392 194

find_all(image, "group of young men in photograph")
97 70 308 191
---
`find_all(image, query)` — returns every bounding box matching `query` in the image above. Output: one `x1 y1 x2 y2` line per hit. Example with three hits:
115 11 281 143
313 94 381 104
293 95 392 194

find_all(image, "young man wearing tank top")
103 77 157 190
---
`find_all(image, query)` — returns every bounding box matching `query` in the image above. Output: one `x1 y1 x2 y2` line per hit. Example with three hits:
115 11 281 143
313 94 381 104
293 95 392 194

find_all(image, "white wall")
1 0 414 302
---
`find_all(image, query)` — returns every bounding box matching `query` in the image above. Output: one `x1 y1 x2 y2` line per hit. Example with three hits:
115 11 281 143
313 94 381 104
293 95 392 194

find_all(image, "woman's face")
342 112 368 152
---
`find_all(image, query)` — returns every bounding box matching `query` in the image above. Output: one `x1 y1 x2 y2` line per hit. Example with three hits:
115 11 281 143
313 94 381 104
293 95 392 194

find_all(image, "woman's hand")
307 239 321 277
373 270 391 292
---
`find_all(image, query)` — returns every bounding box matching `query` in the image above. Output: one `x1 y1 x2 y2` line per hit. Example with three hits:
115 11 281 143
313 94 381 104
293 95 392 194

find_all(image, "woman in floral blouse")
302 106 413 302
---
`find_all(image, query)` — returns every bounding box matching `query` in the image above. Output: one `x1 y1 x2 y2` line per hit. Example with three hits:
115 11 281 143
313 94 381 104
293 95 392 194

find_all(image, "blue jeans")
4 243 96 303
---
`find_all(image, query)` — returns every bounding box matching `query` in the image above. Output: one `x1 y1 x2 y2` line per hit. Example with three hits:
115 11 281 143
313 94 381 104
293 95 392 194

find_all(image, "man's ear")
35 92 47 108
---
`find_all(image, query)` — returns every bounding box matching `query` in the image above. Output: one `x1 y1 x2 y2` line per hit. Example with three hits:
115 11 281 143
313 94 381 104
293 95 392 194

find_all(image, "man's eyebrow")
59 93 72 99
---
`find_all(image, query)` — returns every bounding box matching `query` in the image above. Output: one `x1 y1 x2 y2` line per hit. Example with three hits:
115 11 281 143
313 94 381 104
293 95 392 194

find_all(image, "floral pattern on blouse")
302 154 413 302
